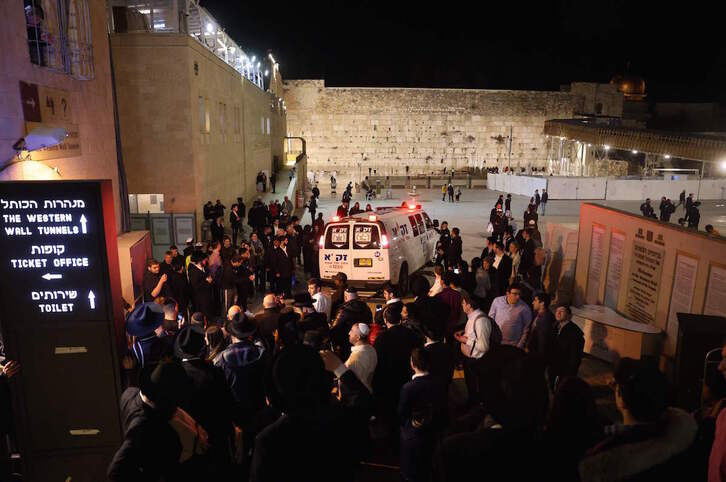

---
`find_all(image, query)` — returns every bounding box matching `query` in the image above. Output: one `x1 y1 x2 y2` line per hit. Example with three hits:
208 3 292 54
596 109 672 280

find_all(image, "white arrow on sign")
42 273 62 280
88 291 95 309
80 215 87 234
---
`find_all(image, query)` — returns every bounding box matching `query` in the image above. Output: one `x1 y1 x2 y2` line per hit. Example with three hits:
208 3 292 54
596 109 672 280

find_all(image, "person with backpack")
455 292 500 405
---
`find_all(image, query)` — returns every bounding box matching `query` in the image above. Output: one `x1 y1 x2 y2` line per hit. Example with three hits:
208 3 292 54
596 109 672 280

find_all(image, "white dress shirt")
493 253 504 270
463 308 491 359
312 291 332 321
345 343 378 393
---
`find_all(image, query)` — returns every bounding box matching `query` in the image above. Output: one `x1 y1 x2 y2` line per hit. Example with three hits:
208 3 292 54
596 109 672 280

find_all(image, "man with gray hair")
345 323 377 393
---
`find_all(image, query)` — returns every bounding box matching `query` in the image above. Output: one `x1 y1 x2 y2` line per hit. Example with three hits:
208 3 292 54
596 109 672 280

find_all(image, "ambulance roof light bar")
368 214 377 221
332 215 340 222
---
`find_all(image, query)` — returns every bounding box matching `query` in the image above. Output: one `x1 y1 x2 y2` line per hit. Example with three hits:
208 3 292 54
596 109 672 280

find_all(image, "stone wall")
0 0 122 231
111 33 286 231
284 80 597 179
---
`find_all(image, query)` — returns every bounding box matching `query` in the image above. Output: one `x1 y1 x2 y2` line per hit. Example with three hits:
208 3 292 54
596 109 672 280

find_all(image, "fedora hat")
174 325 207 359
227 312 257 339
126 302 164 337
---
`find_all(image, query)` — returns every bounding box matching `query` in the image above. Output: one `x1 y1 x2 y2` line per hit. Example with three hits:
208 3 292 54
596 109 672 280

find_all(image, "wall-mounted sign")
604 230 625 309
586 224 606 304
666 252 699 338
0 182 110 321
625 240 664 324
704 264 726 317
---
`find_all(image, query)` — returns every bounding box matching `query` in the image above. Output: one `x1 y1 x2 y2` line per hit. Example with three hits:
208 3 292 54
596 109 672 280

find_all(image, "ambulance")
319 202 439 293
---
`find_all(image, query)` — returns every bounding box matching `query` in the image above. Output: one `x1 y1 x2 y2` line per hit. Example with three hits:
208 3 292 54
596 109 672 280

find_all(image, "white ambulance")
319 203 439 293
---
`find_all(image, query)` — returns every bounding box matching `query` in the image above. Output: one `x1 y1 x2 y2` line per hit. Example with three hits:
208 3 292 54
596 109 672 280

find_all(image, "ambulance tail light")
332 215 340 222
381 234 389 248
318 236 324 249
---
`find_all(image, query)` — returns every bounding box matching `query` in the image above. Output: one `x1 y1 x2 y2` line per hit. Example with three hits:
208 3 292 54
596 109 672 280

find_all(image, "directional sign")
0 182 111 321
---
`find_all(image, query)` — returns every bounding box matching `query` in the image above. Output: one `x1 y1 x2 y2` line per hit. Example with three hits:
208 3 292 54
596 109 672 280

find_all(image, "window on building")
219 102 225 132
198 96 204 133
204 98 210 133
266 117 270 135
261 116 264 134
25 0 95 79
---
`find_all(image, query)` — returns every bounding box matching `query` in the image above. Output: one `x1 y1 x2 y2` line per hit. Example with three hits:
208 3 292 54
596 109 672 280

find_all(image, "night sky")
201 1 725 103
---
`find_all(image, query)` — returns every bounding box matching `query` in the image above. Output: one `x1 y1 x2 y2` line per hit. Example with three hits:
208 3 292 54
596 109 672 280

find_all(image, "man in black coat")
421 314 455 386
640 198 656 219
249 346 371 482
331 287 372 359
446 228 463 268
549 305 585 389
174 326 236 473
373 308 422 436
188 252 215 321
272 236 293 297
143 258 171 302
492 241 512 296
526 291 556 364
399 348 448 482
374 283 404 326
254 294 282 350
107 361 189 481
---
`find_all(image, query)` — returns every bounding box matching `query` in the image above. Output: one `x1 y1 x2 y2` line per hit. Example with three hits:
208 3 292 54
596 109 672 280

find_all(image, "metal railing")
108 0 264 90
26 0 95 79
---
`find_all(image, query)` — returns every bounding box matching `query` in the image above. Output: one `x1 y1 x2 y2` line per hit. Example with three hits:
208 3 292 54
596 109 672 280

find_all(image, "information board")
604 230 625 309
0 181 111 321
625 240 664 324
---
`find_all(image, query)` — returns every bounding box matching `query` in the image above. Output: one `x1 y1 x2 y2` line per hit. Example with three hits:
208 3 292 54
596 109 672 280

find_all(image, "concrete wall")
284 80 583 176
111 33 286 229
0 0 122 231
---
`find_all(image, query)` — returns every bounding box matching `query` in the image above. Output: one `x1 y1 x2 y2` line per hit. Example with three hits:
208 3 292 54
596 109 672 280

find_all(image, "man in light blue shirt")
488 282 532 348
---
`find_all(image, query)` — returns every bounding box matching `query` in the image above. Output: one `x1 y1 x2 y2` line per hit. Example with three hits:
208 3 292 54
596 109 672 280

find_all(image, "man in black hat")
108 360 190 480
214 312 266 425
331 287 372 359
188 251 215 322
126 302 168 371
174 325 236 472
272 235 293 297
294 292 328 339
330 272 348 317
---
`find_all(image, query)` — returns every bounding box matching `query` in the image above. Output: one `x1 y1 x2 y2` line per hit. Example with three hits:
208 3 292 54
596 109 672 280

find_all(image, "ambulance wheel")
398 264 409 296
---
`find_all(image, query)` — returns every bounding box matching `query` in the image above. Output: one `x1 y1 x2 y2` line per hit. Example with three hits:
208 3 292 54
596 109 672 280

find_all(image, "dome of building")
610 74 646 101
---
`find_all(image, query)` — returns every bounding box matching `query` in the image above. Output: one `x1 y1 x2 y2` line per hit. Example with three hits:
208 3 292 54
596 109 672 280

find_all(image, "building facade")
0 0 123 231
110 32 286 223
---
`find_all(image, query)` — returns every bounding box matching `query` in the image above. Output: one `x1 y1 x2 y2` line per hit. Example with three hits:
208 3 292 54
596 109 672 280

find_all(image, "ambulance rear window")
408 215 419 237
325 225 349 249
353 224 380 249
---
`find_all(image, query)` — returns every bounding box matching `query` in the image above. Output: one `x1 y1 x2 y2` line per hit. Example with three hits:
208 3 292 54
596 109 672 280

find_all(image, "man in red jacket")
436 272 463 342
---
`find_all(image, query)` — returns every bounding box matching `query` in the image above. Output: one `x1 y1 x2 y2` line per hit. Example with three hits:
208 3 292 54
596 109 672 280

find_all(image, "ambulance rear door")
350 223 389 283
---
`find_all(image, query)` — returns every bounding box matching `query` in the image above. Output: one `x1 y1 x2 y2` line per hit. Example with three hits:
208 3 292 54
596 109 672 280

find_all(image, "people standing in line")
488 282 532 348
541 189 548 215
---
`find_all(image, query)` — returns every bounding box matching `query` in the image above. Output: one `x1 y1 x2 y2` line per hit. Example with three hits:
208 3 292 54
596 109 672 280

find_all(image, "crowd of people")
640 190 706 231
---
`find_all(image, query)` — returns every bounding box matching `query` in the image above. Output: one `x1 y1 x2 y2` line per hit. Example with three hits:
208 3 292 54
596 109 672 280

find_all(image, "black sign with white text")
0 182 110 322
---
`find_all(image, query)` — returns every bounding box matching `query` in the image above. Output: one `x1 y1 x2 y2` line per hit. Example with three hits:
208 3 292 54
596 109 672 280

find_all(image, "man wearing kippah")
344 323 377 393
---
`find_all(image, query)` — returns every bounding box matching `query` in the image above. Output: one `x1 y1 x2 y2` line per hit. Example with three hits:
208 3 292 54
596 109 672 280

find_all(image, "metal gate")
130 212 197 261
